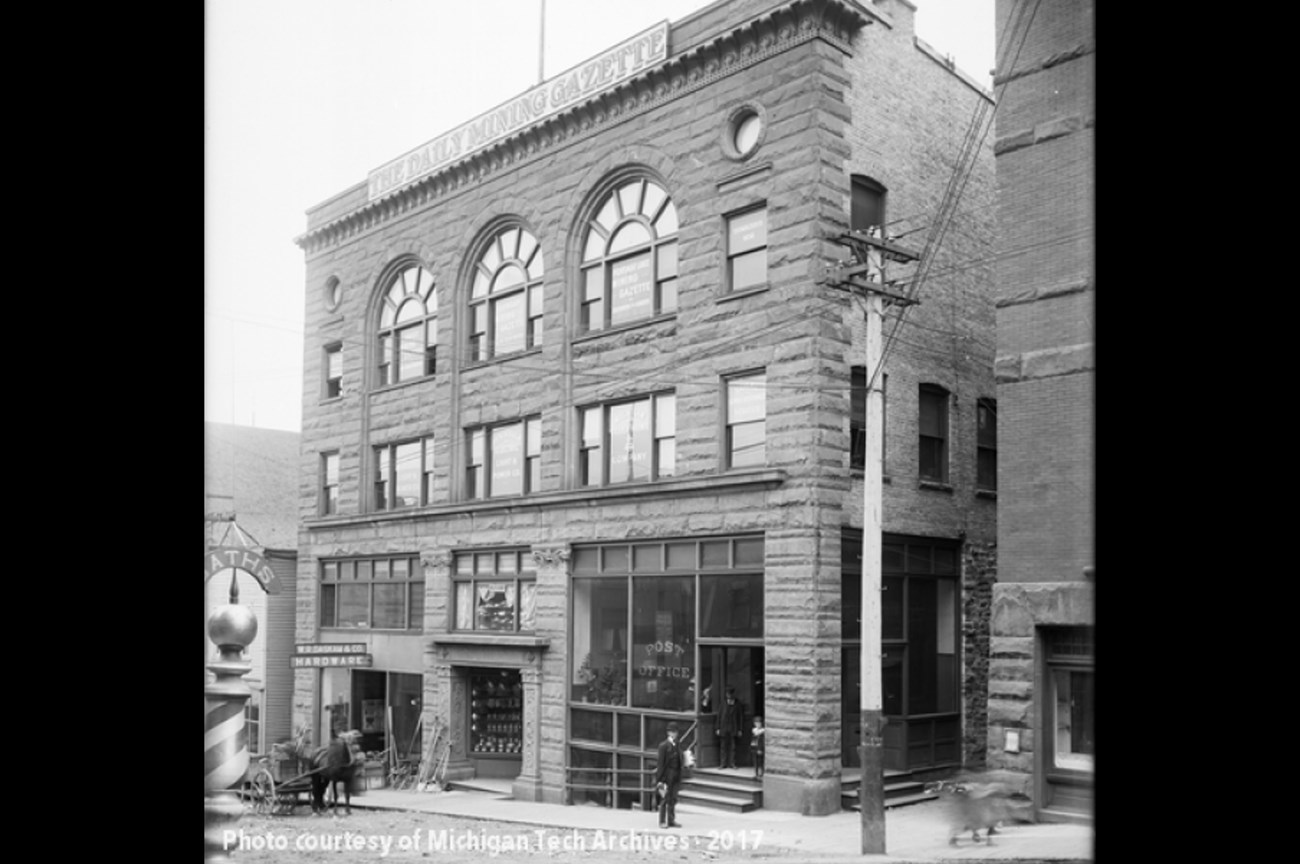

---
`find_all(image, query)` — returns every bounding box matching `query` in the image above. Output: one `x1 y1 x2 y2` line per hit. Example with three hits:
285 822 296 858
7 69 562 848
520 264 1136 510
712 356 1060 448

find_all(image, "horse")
310 732 360 816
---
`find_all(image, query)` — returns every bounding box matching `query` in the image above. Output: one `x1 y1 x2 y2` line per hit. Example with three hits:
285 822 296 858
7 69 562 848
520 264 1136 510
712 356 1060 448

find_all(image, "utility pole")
820 227 918 855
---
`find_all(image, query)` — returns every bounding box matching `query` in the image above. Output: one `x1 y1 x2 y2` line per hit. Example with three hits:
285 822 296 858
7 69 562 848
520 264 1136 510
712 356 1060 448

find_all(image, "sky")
204 0 995 434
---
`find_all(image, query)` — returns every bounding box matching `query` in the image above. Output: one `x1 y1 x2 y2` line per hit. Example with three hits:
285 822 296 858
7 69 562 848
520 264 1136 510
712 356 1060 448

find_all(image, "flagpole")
538 0 546 84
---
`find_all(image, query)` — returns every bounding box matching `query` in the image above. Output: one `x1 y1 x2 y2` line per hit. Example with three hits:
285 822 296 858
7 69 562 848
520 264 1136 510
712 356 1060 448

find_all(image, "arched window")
469 225 544 361
580 177 678 332
377 263 437 386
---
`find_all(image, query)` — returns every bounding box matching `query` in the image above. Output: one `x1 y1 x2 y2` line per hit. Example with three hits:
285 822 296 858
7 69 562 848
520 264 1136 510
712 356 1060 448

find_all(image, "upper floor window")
323 343 343 399
377 263 437 386
469 225 544 361
977 398 997 492
320 555 424 631
851 175 887 232
919 384 949 483
452 549 536 632
320 452 339 515
725 372 766 468
726 205 767 293
374 437 434 511
579 392 676 487
466 417 541 500
580 177 678 332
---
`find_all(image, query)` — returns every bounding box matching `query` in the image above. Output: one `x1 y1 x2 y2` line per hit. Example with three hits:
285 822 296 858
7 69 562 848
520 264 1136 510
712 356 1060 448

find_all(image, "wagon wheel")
248 768 277 816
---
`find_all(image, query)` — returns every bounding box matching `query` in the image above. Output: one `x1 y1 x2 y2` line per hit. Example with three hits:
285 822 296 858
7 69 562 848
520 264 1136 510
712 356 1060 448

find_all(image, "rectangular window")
919 384 949 483
977 397 997 491
324 343 342 399
726 372 766 468
374 437 434 510
465 418 542 499
578 393 675 487
320 452 339 515
319 554 423 631
726 206 767 293
450 550 536 633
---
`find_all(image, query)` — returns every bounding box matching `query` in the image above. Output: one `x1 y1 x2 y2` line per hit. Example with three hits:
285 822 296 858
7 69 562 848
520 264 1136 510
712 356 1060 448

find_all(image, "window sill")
319 395 343 405
371 374 435 396
430 632 550 649
975 489 998 500
918 480 954 493
462 346 543 372
716 284 769 304
572 313 676 345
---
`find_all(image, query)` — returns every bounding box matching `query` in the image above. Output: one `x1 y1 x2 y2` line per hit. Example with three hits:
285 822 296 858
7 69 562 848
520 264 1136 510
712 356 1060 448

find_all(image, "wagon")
243 755 324 816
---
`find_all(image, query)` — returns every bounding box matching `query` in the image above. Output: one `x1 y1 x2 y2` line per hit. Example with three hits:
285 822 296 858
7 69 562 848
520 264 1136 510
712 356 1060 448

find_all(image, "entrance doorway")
697 646 764 768
319 669 422 759
467 668 523 779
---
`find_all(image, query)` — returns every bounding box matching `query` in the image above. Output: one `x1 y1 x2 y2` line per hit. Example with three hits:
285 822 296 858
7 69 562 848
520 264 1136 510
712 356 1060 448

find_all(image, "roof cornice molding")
296 0 872 257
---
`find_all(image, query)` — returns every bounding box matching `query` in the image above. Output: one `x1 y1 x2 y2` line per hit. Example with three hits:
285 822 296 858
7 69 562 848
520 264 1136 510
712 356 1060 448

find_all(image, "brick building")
292 0 996 816
987 0 1094 823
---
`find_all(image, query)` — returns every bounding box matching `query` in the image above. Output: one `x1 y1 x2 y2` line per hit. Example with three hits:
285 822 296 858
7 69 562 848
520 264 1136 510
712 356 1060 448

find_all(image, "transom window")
465 417 542 499
579 393 675 486
320 555 424 631
469 225 544 361
452 549 536 632
377 264 437 386
580 177 678 332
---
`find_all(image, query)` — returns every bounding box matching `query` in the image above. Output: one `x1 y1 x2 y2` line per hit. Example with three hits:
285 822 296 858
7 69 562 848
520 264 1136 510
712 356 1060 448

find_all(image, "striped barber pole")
204 696 249 791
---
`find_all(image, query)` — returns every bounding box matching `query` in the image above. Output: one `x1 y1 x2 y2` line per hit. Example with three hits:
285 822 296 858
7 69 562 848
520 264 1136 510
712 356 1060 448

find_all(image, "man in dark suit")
654 722 684 828
716 687 743 769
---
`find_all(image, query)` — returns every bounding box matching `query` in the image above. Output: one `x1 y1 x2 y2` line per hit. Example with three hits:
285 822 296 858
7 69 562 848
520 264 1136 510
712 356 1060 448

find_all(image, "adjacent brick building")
987 0 1094 823
293 0 996 816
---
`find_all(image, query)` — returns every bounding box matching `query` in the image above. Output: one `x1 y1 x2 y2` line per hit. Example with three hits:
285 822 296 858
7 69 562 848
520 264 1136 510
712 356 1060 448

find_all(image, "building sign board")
368 22 669 201
292 643 372 668
205 546 283 595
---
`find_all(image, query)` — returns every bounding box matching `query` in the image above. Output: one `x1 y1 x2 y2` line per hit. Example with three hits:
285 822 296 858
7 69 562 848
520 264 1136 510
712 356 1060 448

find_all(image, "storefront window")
572 578 629 704
631 575 694 712
451 549 536 633
319 555 424 631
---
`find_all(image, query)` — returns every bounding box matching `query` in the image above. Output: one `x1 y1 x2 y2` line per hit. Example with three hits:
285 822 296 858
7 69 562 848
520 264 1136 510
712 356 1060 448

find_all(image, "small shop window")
318 555 424 631
451 549 536 633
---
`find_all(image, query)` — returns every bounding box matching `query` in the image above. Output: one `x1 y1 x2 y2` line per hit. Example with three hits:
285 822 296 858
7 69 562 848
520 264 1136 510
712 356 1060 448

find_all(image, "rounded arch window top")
468 224 545 362
580 176 679 333
376 262 437 386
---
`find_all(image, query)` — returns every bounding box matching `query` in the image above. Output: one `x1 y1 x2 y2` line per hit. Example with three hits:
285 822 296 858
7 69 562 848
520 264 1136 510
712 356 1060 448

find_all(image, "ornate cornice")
295 0 871 257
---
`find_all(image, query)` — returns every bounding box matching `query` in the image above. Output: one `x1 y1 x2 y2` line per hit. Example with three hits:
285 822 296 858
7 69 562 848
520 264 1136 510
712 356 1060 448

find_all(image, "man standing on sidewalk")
655 722 683 828
716 688 743 769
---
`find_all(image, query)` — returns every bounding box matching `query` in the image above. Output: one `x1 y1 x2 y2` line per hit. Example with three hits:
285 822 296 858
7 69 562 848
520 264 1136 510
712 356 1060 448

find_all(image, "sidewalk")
346 784 1094 862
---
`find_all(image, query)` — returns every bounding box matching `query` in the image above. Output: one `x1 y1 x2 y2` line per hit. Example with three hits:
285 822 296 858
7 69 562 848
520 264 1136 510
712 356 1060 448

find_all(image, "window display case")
469 671 523 756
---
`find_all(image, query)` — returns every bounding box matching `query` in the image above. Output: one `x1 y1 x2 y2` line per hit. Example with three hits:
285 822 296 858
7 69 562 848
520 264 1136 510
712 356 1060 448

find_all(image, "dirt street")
215 808 813 864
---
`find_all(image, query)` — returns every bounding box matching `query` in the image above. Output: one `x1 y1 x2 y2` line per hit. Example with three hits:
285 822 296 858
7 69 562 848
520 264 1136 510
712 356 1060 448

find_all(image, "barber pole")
205 575 258 861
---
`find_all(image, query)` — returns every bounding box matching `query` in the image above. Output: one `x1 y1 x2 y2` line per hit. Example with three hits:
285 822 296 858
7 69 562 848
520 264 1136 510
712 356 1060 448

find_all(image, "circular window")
722 104 766 161
324 276 342 312
734 112 762 155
